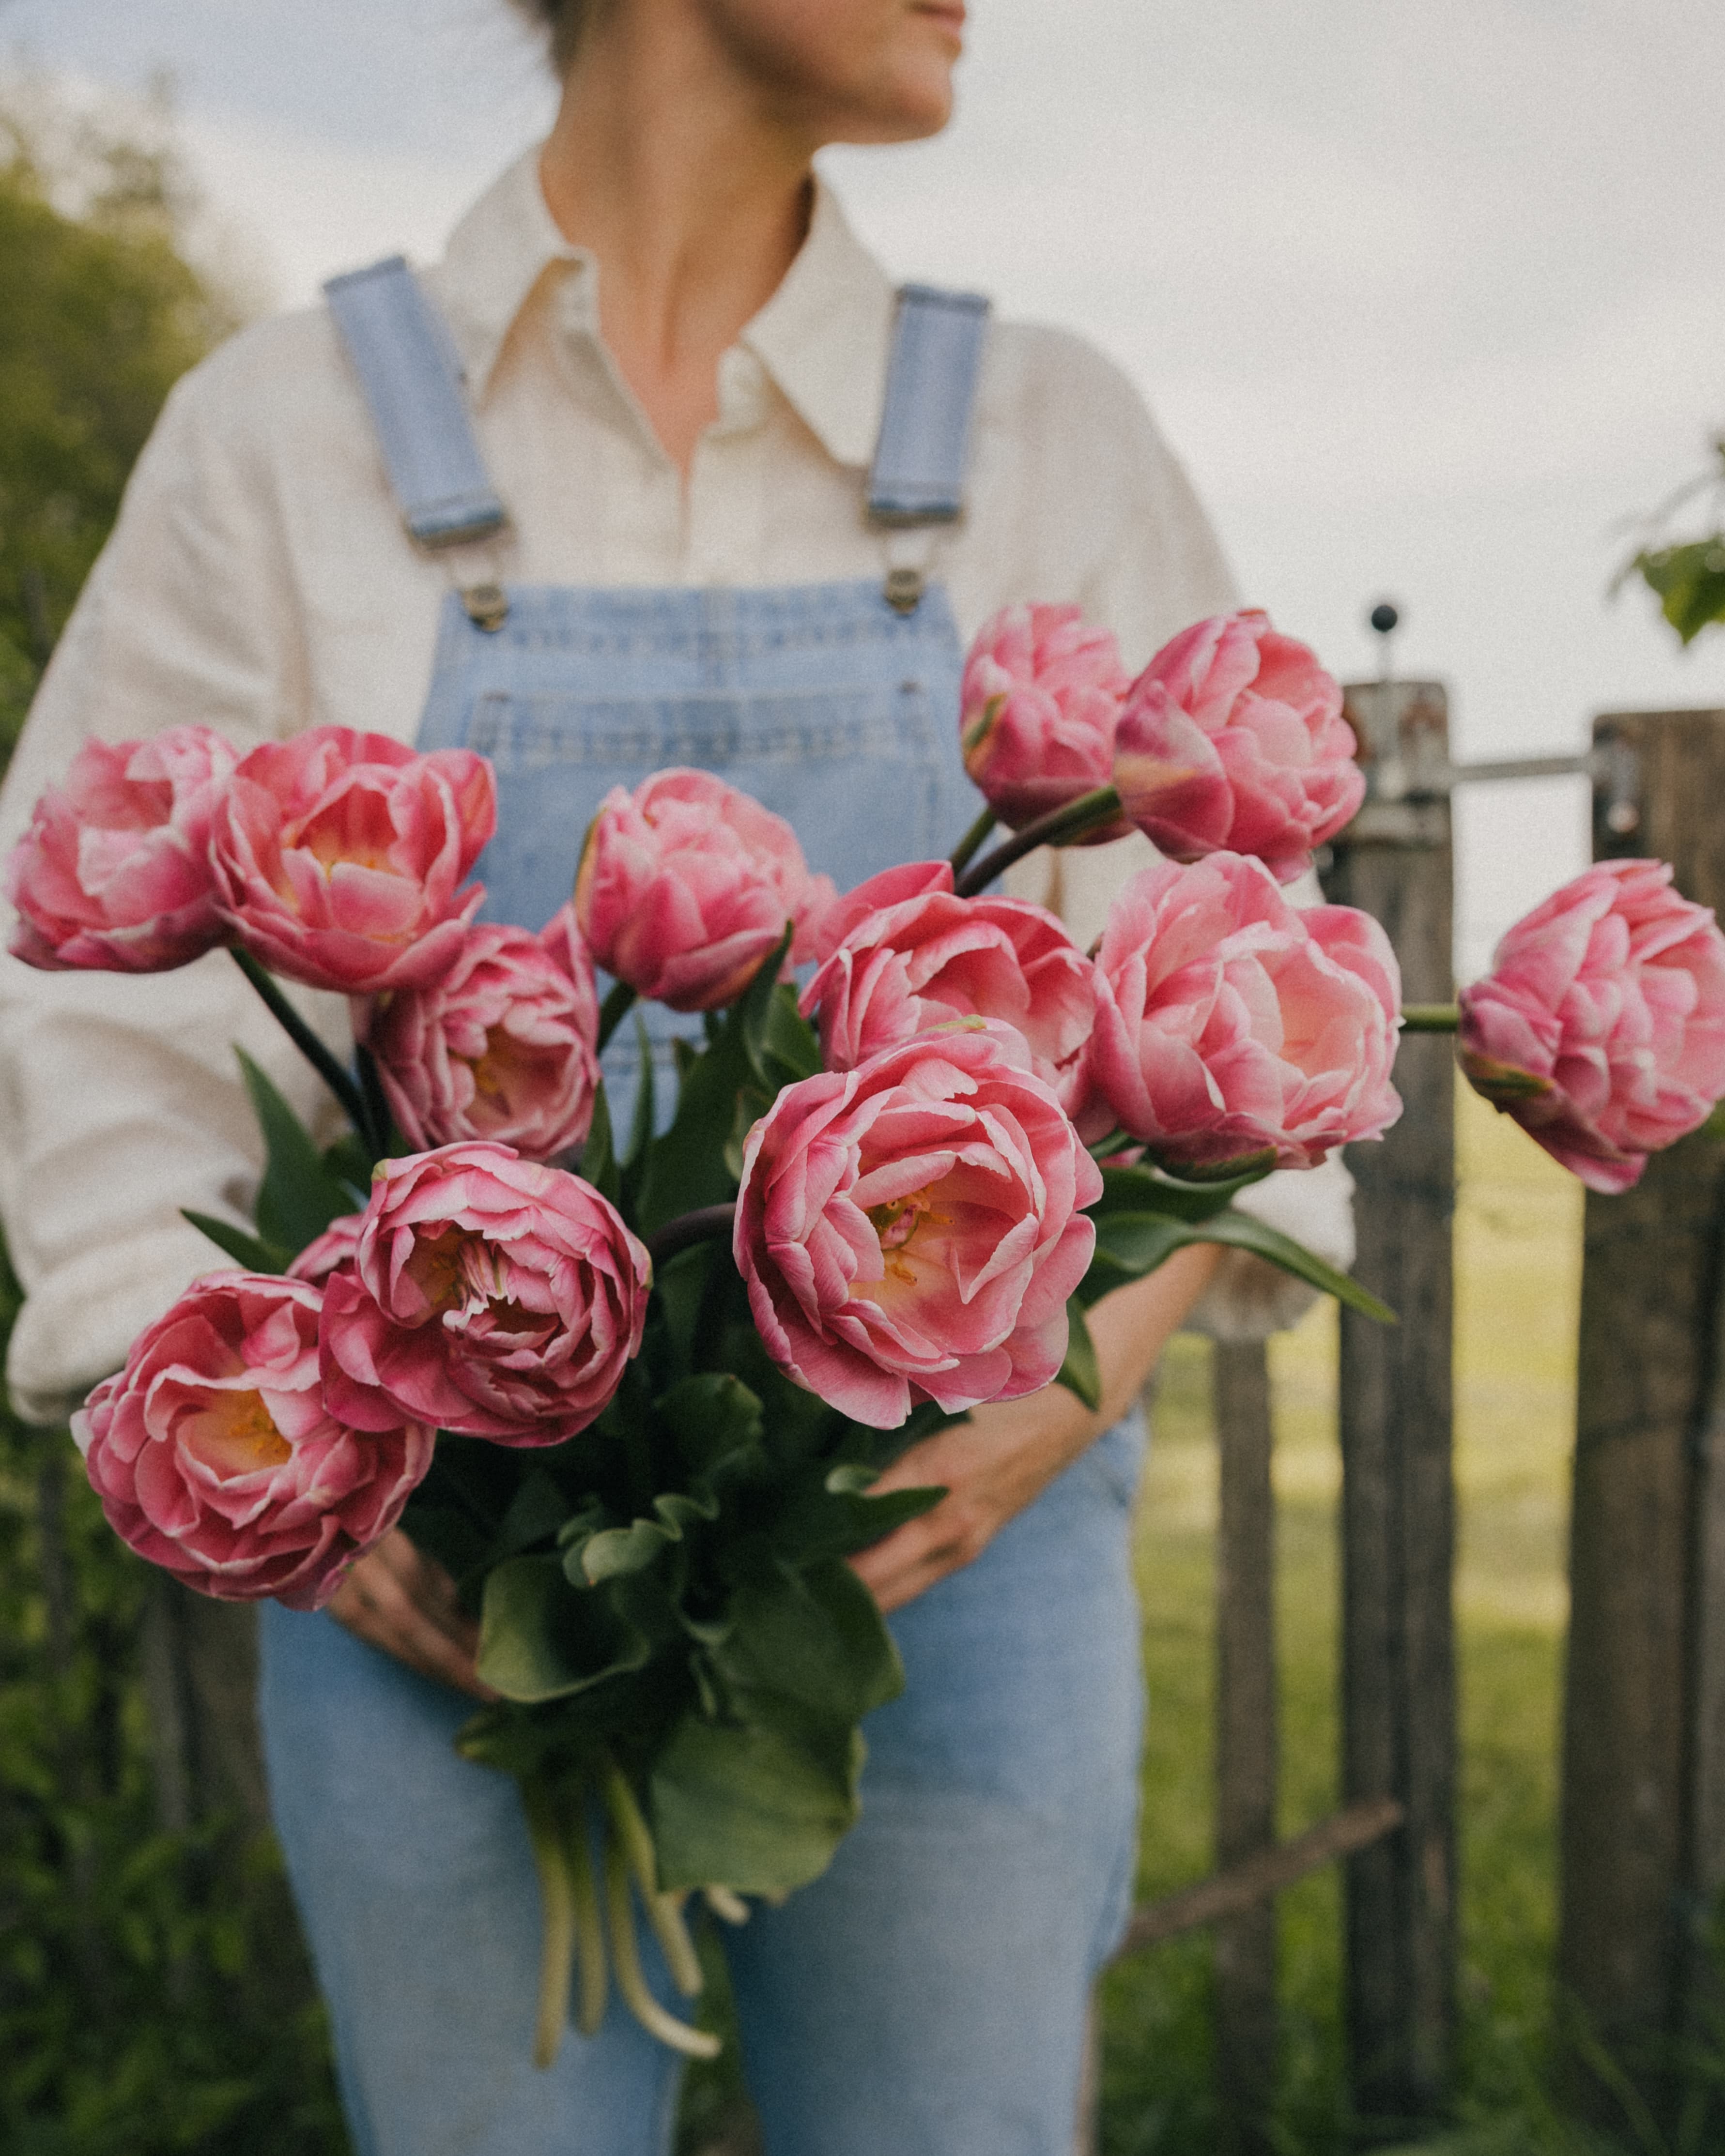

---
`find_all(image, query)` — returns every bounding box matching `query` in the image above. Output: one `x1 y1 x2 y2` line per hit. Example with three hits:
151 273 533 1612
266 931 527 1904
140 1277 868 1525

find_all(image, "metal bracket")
1341 677 1642 839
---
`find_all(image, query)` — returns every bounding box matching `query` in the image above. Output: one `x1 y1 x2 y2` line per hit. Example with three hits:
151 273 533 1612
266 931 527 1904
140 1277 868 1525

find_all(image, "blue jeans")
258 1412 1145 2156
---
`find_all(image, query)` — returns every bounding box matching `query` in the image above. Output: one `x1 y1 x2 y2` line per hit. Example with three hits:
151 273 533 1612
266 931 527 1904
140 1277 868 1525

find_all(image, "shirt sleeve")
993 332 1358 1342
0 344 348 1426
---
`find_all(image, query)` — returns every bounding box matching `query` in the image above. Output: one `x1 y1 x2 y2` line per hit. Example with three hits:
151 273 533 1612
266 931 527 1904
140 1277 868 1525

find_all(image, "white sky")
9 0 1725 974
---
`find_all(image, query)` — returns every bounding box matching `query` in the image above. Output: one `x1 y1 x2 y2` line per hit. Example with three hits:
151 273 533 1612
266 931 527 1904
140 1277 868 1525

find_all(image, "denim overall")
258 260 1146 2156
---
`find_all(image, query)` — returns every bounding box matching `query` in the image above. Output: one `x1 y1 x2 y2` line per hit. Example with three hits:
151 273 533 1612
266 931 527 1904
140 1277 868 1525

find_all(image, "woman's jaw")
565 0 964 152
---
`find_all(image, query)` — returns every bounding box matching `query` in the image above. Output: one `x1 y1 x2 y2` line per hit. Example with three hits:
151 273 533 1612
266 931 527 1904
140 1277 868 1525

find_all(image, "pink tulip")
355 902 601 1162
73 1271 432 1609
209 726 495 994
800 862 1098 1112
1112 611 1365 883
735 1026 1101 1429
319 1142 650 1445
959 603 1132 839
574 768 836 1012
1087 852 1402 1171
5 726 238 972
1458 858 1725 1193
287 1213 365 1285
808 859 954 966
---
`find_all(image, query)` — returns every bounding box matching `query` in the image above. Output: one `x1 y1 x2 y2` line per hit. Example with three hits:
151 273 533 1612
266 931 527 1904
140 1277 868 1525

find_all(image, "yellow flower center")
406 1224 480 1312
866 1188 944 1285
188 1389 292 1480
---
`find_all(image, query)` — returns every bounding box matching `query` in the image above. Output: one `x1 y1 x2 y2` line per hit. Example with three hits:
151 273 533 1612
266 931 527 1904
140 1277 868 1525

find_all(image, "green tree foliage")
0 85 347 2156
1625 440 1725 647
0 89 240 762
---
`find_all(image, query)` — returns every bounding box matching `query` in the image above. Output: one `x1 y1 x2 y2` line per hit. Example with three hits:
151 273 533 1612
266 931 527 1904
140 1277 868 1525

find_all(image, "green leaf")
181 1209 291 1275
235 1046 360 1257
1088 1209 1200 1284
735 926 795 1089
761 982 822 1086
597 978 638 1054
1079 1202 1396 1325
713 1556 903 1724
633 934 792 1238
649 1692 863 1895
1055 1296 1102 1410
1637 540 1725 645
322 1132 372 1205
769 1461 946 1564
1091 1156 1276 1224
623 1012 655 1172
571 1489 717 1586
477 1555 653 1704
1198 1209 1397 1324
578 1082 622 1205
655 1373 768 1487
493 1470 571 1558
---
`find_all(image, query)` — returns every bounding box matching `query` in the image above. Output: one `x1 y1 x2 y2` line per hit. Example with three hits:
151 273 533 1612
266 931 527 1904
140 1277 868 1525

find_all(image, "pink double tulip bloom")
735 1026 1101 1429
1113 611 1365 884
6 725 237 972
959 603 1132 839
576 768 836 1012
355 902 601 1162
320 1141 651 1445
210 726 495 994
1086 852 1402 1171
800 861 1097 1111
287 1212 366 1286
74 1271 433 1609
1458 859 1725 1192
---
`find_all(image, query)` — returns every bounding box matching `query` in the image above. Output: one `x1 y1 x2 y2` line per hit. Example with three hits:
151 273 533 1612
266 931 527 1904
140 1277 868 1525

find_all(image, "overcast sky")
9 0 1725 971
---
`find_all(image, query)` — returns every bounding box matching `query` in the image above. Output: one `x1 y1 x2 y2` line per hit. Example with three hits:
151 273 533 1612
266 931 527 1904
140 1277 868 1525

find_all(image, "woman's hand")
327 1530 497 1700
848 1243 1222 1615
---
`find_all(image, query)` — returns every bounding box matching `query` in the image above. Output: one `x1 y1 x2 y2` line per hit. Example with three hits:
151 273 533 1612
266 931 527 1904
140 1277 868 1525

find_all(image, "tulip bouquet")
8 602 1724 2066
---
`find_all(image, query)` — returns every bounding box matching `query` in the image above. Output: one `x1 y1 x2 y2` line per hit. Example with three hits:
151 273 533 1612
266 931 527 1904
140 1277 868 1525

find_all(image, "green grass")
1098 1085 1584 2155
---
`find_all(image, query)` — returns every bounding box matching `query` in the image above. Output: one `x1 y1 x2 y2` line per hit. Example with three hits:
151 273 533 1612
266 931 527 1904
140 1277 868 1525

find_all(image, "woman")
0 4 1350 2152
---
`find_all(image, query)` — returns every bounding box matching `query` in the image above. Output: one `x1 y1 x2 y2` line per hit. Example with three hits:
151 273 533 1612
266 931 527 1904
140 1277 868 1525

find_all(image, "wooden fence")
1098 697 1725 2153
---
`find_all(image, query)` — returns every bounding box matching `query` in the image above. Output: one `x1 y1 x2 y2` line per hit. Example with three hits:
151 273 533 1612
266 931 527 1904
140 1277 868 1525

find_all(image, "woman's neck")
539 11 817 475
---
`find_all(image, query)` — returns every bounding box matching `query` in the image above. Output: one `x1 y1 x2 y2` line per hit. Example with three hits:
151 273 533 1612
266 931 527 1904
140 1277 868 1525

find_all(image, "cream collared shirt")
0 150 1350 1422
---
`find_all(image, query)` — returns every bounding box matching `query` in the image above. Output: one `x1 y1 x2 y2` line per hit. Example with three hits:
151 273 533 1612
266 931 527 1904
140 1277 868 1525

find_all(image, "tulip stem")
354 1043 396 1162
601 1757 704 1999
229 948 378 1150
522 1775 578 2070
603 1839 721 2059
948 806 997 878
953 785 1124 899
597 980 638 1055
1401 1004 1462 1033
645 1204 738 1271
567 1809 609 2038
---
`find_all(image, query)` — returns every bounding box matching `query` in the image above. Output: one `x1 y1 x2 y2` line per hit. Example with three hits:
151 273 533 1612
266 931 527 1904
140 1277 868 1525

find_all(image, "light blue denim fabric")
416 578 978 1115
264 279 1148 2156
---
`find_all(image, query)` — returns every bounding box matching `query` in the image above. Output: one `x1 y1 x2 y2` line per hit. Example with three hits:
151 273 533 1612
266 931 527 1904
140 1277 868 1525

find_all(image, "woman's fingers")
327 1531 497 1700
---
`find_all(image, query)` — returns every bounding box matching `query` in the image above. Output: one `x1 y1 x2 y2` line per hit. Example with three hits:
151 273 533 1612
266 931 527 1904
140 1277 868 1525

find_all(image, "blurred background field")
1097 1082 1583 2154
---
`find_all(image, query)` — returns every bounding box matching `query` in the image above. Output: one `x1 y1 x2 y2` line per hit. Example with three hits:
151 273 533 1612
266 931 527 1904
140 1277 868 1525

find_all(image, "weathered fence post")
1213 1339 1279 2156
1558 708 1725 2129
1324 677 1457 2137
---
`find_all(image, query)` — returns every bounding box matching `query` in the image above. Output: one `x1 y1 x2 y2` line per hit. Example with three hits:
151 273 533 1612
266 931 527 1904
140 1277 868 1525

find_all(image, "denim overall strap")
324 258 508 550
324 260 987 547
866 283 991 527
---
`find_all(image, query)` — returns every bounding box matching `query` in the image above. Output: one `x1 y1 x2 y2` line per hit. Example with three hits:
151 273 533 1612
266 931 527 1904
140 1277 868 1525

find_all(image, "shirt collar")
430 148 897 471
